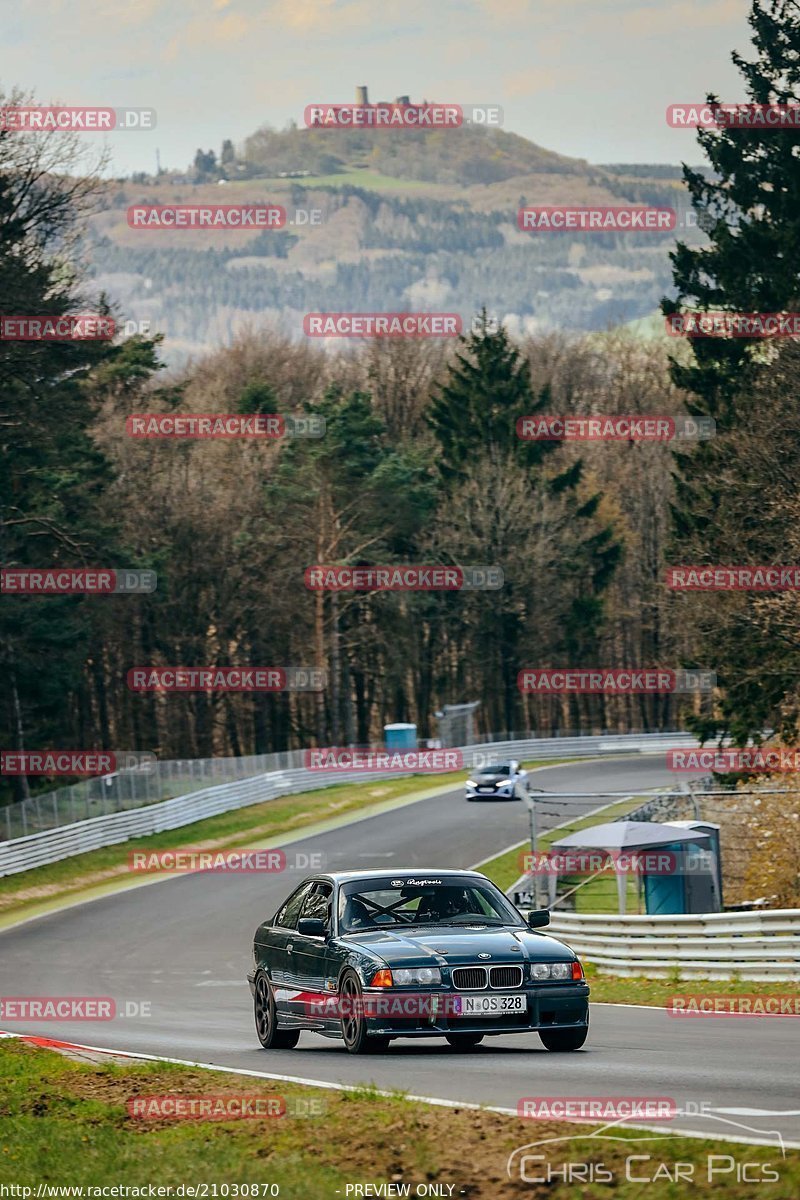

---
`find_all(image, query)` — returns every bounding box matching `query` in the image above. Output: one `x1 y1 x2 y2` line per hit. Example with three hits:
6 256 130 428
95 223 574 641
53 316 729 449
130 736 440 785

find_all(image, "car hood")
473 773 510 785
340 924 574 968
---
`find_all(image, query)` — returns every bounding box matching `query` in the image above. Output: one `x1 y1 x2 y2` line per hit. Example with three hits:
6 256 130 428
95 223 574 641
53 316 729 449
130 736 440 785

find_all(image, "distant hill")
92 122 702 367
240 122 590 187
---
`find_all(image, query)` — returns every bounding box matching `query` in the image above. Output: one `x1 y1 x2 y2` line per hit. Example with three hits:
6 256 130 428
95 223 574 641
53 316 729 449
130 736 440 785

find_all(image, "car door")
286 881 335 1024
261 880 314 1017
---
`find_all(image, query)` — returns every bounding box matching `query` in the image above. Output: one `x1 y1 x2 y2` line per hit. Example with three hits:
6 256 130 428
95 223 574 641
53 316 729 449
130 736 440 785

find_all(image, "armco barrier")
543 909 800 981
2 729 696 840
0 732 702 877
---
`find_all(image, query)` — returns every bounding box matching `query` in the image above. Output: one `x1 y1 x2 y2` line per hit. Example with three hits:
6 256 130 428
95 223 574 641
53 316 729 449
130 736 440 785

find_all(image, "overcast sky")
5 0 754 175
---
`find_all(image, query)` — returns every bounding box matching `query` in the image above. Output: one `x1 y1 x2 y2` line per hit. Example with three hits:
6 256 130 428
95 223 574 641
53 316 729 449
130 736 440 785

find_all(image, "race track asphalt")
2 755 798 1151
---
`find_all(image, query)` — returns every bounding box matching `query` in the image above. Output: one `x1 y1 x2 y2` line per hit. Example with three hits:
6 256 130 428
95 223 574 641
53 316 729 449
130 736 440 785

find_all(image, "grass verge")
0 1039 795 1200
582 968 800 1006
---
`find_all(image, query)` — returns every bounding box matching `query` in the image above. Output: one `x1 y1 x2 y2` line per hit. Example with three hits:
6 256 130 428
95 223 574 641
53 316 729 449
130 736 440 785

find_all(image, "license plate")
454 992 526 1017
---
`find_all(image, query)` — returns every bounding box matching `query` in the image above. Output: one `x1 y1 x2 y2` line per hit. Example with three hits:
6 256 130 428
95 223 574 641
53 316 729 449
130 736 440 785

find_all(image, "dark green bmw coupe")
248 869 589 1054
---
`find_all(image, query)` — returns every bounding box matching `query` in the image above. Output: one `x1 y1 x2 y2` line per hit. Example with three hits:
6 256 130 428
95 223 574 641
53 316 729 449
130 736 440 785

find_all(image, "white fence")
544 909 800 981
0 731 701 876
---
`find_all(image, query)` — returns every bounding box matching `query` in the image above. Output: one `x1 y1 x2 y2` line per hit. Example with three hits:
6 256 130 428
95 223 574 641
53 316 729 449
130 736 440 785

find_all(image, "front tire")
446 1033 484 1050
254 973 300 1049
539 1025 588 1052
339 971 389 1054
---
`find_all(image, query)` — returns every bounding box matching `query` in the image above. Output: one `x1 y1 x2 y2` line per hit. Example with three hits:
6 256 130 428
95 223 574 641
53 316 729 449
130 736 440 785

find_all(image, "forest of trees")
2 290 795 802
2 1 799 803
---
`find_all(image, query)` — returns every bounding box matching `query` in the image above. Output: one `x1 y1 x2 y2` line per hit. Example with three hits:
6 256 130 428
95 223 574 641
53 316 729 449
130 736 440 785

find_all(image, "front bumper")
361 983 589 1037
465 786 518 800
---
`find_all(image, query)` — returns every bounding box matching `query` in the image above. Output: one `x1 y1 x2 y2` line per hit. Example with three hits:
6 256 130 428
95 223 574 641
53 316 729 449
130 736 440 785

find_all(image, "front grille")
489 965 523 989
451 966 488 990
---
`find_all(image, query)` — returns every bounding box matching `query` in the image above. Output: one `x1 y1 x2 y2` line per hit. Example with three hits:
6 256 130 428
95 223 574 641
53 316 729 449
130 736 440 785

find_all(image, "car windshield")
338 877 523 932
479 764 510 775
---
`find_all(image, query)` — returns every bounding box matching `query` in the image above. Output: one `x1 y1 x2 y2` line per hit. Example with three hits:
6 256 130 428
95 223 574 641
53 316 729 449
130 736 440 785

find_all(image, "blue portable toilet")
384 723 417 750
643 855 687 915
642 822 722 915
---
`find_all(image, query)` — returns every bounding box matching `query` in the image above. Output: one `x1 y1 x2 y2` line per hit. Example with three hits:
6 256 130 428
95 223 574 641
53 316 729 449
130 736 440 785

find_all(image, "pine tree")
663 0 800 409
427 315 621 729
662 1 800 742
428 310 560 484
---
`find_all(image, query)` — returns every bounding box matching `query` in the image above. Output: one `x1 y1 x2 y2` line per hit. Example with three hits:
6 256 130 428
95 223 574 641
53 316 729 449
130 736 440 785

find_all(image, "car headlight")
391 967 442 987
530 961 574 981
549 962 573 980
465 780 476 788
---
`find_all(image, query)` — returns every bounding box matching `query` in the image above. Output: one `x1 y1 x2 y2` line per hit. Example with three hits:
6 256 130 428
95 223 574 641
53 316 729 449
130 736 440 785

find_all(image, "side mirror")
297 917 327 938
527 909 550 929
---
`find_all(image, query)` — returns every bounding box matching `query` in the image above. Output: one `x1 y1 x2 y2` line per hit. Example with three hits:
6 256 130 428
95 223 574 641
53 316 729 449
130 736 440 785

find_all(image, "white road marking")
713 1107 800 1117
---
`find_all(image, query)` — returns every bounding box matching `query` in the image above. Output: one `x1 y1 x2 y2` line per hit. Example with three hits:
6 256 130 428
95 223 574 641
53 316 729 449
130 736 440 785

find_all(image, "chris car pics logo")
507 1112 786 1185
